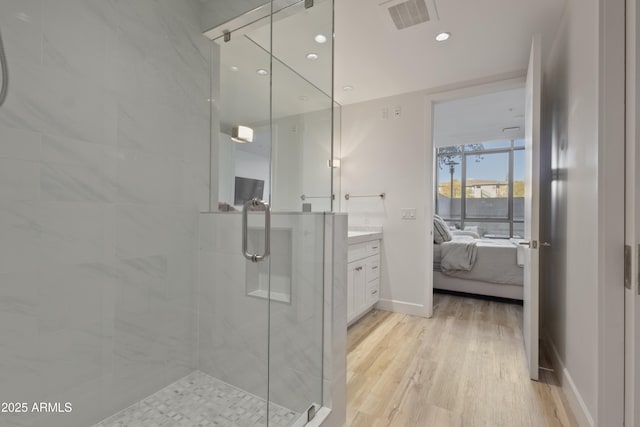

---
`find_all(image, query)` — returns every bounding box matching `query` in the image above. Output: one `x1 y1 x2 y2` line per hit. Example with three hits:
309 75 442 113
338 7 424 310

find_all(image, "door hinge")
624 244 632 290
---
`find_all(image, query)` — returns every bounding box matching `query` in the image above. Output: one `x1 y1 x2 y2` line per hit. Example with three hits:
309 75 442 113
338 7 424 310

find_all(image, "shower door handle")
242 198 271 263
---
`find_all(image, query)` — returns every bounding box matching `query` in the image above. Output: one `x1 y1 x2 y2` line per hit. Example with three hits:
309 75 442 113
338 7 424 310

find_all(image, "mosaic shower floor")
94 371 301 427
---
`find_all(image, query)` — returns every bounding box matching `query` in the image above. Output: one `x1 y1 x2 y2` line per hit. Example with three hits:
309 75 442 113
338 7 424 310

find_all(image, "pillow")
433 215 453 244
451 229 480 239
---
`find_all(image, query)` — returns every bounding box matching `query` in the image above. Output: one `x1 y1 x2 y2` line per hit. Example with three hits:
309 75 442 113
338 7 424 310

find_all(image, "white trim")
376 299 429 318
624 0 639 425
597 0 626 425
546 336 595 427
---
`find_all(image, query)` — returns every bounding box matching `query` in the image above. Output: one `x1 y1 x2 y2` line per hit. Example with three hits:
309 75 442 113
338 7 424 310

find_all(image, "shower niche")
246 226 293 304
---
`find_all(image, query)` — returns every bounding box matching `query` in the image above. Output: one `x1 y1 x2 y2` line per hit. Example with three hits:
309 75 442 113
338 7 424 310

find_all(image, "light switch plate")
401 208 416 220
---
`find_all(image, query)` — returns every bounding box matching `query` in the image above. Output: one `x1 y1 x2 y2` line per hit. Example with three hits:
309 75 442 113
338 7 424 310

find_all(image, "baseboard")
375 298 428 317
545 334 595 427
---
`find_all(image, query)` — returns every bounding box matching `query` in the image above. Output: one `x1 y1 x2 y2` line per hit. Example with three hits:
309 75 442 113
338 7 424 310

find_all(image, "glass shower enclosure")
201 0 336 425
0 0 337 426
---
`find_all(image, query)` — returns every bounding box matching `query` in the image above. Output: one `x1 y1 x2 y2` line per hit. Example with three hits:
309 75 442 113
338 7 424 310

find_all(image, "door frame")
424 76 526 318
625 0 639 425
598 0 626 425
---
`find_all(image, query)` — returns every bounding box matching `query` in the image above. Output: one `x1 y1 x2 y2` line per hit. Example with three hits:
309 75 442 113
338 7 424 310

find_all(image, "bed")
433 234 524 300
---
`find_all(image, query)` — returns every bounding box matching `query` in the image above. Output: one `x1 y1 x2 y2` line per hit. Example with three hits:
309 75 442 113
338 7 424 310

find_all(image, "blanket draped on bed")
440 240 478 273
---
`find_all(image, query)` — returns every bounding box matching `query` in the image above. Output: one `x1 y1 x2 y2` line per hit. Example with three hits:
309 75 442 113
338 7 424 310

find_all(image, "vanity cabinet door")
347 261 366 323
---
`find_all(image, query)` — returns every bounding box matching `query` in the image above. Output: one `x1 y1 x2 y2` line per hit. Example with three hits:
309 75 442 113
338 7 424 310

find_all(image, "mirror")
207 0 337 213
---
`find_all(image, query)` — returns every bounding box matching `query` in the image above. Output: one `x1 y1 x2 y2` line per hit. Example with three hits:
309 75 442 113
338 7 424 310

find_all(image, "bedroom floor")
346 293 577 427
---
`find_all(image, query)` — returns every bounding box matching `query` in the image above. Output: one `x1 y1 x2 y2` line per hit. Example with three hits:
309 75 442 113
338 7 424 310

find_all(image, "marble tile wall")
198 212 327 414
0 1 211 426
322 213 347 427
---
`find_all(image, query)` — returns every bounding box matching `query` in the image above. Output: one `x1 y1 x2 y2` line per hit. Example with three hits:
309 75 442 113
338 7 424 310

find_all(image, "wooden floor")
347 293 578 427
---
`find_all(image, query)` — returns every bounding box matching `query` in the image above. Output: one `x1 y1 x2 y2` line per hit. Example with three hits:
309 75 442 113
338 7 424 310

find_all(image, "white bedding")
434 236 523 286
440 239 477 272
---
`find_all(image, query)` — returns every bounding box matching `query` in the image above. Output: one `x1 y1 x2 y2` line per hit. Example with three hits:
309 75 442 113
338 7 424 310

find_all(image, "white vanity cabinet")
347 238 381 325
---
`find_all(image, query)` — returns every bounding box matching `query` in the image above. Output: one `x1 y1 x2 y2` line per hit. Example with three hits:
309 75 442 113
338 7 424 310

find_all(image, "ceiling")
433 87 525 148
208 0 565 134
334 0 566 105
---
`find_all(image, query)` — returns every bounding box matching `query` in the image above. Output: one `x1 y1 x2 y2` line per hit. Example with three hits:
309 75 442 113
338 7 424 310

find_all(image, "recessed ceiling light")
231 66 239 71
342 85 354 91
306 53 319 60
256 69 268 76
435 32 451 42
314 34 327 44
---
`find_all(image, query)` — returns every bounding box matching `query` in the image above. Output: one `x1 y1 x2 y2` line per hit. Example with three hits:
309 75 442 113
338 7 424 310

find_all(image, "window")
435 140 525 238
436 153 462 221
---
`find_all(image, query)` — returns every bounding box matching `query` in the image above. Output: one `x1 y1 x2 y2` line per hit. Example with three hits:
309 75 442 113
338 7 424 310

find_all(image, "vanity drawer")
366 279 380 305
366 241 380 256
367 257 380 281
348 242 368 262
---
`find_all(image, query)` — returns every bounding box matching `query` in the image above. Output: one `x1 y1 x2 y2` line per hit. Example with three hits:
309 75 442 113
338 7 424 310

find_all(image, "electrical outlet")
401 208 416 220
393 106 401 118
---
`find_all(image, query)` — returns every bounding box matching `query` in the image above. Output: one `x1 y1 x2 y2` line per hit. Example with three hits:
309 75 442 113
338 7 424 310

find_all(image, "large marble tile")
36 64 116 146
0 125 41 161
38 329 105 401
0 268 39 323
40 134 118 202
0 0 42 68
115 204 172 258
0 159 39 201
117 102 188 157
167 211 198 306
41 0 115 83
39 202 110 266
269 315 323 383
0 333 41 403
0 0 210 424
41 163 110 203
199 212 243 254
111 305 169 399
165 304 196 376
0 201 41 274
115 149 181 204
0 57 45 135
35 376 107 427
38 262 117 336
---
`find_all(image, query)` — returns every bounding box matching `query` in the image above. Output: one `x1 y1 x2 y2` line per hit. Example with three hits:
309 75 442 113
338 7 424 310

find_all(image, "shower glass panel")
269 0 334 419
207 0 334 425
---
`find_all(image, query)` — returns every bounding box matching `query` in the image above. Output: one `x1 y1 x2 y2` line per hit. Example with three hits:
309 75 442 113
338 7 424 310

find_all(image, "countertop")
348 230 383 244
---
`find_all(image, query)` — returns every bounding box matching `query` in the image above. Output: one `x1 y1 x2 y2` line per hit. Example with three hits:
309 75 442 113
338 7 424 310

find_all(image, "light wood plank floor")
347 293 578 427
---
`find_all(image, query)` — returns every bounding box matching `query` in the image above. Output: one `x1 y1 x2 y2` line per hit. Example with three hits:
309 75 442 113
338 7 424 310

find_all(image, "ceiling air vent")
387 0 430 30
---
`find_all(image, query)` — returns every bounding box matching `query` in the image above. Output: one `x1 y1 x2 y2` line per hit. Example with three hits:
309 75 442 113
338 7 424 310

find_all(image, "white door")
523 34 541 381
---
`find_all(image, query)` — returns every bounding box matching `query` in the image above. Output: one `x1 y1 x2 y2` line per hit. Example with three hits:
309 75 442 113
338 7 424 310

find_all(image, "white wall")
272 110 333 212
0 1 211 426
543 0 625 425
341 92 431 316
